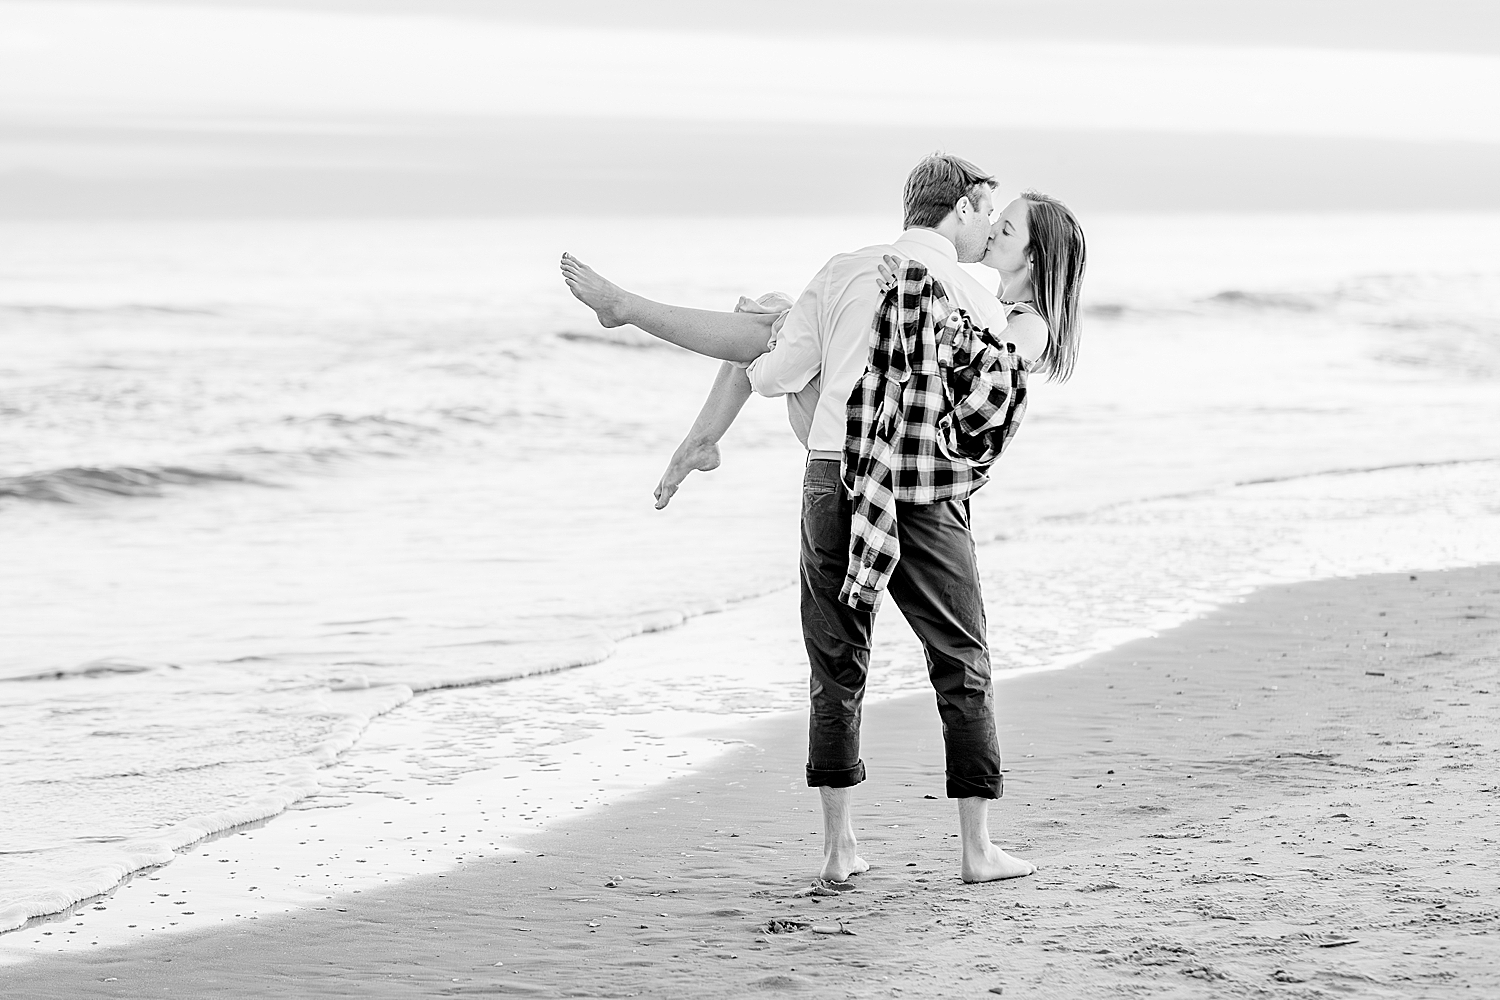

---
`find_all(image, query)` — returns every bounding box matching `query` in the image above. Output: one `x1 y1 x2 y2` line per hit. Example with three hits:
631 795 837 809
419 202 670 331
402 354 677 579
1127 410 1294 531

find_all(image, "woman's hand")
876 254 904 292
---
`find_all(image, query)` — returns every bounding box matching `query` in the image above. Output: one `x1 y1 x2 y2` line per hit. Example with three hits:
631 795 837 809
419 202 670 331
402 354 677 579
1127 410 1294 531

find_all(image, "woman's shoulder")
1000 304 1048 363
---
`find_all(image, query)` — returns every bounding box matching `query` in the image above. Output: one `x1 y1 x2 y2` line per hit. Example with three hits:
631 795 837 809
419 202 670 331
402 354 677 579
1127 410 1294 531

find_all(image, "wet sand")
4 566 1497 998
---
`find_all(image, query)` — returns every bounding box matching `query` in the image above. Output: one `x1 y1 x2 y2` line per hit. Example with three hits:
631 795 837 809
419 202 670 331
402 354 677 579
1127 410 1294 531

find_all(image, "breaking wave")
0 466 259 504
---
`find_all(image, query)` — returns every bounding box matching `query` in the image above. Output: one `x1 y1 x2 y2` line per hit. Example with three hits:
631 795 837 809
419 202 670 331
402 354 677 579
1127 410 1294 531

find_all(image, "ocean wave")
0 405 532 507
285 412 436 431
1204 289 1330 311
0 465 259 504
0 303 219 319
1083 290 1333 319
0 581 789 934
0 657 174 683
1036 455 1500 525
1234 455 1500 488
555 329 682 350
0 683 414 935
1092 278 1499 372
1366 316 1500 377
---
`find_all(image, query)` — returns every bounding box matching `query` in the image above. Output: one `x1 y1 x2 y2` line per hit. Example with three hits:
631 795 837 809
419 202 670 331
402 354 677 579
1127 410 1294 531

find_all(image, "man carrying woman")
560 153 1085 884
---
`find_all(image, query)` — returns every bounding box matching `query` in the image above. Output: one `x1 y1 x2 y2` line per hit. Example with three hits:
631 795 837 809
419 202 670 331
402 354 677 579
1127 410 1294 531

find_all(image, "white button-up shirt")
747 228 1008 452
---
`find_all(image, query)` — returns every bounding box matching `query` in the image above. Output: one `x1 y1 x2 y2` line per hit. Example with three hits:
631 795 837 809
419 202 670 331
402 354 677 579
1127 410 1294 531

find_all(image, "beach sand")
4 565 1496 998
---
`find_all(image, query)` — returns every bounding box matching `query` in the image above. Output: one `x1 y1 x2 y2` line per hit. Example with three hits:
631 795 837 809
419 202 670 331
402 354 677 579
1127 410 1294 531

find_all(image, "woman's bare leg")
654 362 753 509
560 254 777 364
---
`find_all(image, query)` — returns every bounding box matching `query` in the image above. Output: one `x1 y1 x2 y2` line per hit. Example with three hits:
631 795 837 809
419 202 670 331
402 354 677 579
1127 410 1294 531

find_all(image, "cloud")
2 2 1497 144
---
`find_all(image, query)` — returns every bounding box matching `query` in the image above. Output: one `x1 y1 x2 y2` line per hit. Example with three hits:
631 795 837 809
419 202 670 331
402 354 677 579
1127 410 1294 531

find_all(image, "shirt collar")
897 228 959 262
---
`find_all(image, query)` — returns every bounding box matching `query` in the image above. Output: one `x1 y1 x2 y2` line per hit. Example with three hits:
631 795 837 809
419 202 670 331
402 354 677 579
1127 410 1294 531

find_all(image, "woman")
559 190 1086 507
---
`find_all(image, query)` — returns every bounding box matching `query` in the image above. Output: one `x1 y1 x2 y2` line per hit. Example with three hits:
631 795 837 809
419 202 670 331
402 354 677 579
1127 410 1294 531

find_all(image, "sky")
2 0 1498 217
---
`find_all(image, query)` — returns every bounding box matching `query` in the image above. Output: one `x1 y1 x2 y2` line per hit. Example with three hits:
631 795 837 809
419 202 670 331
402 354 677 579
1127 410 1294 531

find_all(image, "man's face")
953 188 994 263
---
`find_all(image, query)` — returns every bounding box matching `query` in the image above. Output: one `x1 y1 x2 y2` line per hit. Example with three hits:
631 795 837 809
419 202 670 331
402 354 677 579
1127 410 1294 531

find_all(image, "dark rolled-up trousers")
800 458 1003 799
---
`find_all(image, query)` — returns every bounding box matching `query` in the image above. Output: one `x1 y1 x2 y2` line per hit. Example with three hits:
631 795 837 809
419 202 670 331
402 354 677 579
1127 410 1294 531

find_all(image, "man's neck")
924 220 960 251
904 226 961 262
911 224 960 251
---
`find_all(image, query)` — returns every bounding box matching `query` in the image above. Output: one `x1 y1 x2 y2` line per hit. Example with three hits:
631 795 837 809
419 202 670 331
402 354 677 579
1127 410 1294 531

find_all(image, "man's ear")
954 196 973 220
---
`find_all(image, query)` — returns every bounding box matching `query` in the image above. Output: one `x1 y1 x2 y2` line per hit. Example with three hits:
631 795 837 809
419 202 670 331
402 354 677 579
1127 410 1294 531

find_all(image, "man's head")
903 153 997 263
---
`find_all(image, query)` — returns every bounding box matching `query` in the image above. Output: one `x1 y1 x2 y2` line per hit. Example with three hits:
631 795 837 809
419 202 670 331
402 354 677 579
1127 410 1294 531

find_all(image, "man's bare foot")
820 844 871 883
654 438 722 509
960 843 1035 883
559 253 631 328
817 786 868 882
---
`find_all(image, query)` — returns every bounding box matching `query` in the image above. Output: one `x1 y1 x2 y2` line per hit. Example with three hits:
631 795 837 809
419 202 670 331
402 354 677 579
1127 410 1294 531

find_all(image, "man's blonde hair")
903 153 997 229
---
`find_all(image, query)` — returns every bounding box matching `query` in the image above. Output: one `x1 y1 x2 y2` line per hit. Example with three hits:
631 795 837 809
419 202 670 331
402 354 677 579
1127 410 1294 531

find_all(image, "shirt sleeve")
746 266 828 398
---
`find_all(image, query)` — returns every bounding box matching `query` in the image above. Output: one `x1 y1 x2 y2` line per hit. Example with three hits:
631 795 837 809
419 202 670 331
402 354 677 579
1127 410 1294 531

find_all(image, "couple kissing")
562 153 1087 886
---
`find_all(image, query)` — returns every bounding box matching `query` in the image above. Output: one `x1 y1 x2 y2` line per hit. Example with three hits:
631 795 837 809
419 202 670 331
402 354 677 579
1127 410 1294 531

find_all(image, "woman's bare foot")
559 253 631 328
654 437 722 509
960 843 1036 883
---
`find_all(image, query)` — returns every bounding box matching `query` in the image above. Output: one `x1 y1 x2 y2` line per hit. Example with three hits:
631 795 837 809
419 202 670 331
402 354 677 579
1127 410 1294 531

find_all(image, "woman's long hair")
1022 191 1086 382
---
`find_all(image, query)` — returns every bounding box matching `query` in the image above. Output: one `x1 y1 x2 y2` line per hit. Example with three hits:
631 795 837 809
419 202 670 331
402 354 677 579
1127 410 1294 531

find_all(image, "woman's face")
982 197 1030 276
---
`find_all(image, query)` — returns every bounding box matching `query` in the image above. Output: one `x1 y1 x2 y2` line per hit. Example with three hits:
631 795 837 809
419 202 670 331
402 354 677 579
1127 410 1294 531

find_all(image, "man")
745 154 1034 883
559 153 1035 883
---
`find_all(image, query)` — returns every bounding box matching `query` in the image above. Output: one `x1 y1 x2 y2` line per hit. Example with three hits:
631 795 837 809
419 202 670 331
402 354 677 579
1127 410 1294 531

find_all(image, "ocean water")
2 213 1499 941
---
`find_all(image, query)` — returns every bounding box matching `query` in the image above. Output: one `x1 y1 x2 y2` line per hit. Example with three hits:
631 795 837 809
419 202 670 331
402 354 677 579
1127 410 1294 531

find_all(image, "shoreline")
3 566 1495 996
6 453 1500 957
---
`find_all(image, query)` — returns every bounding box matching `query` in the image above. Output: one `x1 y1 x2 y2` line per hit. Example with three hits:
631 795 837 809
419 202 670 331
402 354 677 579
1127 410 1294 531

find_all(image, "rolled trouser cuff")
946 770 1003 799
806 759 867 788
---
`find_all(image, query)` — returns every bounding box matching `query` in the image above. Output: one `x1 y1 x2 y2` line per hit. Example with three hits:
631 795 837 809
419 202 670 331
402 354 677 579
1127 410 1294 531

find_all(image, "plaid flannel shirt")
839 262 1030 612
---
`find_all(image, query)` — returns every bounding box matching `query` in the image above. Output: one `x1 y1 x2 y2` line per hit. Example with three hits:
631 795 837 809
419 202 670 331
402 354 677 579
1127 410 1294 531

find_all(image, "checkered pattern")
839 262 1031 612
